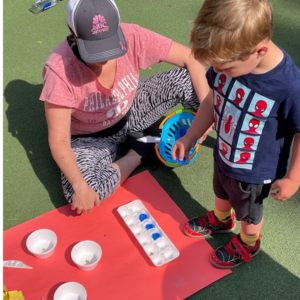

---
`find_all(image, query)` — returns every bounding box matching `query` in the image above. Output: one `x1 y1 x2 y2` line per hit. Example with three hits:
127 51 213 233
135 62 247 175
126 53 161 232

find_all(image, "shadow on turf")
162 240 300 300
4 79 66 207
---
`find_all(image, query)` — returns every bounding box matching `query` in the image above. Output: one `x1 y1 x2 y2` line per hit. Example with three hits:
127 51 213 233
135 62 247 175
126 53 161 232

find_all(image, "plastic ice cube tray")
117 200 180 267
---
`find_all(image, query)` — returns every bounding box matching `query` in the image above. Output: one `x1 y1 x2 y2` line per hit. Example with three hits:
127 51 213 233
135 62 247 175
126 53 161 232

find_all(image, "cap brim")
76 27 128 63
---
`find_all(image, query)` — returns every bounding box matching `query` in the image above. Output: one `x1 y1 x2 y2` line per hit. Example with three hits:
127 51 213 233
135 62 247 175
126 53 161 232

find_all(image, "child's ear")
256 46 268 57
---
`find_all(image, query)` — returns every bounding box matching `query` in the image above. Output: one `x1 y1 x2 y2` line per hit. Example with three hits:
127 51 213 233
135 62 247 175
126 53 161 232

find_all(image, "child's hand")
172 135 196 162
270 177 300 201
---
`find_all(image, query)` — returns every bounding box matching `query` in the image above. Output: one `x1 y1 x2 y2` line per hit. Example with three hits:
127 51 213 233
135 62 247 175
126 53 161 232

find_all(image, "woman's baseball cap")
67 0 128 63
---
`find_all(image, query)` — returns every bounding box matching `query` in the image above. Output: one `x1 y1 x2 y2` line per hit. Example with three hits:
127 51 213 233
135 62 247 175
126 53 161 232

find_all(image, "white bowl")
26 229 57 259
53 282 87 300
71 240 102 271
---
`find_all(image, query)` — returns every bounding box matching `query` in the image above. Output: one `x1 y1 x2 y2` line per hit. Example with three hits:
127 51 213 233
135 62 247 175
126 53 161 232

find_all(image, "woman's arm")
45 102 100 214
164 41 209 103
164 41 211 142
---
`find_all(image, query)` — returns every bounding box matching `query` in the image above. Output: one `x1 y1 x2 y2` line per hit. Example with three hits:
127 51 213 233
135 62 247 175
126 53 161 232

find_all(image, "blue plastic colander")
155 109 199 167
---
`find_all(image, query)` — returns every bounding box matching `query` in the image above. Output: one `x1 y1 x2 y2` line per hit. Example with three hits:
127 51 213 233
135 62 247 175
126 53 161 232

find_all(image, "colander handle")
158 109 196 129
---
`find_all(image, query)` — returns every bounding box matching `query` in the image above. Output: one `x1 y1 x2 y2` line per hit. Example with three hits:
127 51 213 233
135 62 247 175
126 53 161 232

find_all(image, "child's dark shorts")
213 161 271 225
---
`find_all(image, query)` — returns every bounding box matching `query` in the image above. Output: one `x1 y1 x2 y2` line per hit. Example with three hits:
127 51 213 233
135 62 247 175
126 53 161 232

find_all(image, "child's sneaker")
210 234 261 269
184 210 236 238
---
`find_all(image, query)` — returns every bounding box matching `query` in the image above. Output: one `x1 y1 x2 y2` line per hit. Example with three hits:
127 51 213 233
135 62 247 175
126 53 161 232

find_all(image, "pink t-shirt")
40 23 172 135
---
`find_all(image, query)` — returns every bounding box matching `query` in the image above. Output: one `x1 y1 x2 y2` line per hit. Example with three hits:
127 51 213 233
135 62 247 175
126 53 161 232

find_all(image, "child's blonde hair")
191 0 273 64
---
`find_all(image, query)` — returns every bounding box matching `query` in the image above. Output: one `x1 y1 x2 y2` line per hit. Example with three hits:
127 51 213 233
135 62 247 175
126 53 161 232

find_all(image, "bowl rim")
53 281 87 299
71 240 102 267
26 228 57 255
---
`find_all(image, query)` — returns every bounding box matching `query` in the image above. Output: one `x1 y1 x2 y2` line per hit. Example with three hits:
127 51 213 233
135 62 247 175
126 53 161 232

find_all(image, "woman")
40 0 210 215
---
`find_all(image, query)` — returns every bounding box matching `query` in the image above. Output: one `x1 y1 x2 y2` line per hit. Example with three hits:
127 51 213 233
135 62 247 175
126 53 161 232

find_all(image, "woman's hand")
71 181 101 214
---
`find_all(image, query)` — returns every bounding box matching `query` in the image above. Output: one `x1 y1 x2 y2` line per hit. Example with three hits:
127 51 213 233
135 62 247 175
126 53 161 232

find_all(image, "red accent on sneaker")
230 236 252 262
210 234 262 269
206 211 219 225
183 222 207 237
184 210 236 238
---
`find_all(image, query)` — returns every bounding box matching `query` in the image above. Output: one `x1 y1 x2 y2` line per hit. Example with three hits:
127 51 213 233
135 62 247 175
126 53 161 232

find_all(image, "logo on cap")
120 42 127 50
91 15 109 35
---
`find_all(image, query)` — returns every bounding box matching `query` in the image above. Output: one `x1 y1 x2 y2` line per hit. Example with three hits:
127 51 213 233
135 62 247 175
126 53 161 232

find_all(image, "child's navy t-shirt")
206 49 300 184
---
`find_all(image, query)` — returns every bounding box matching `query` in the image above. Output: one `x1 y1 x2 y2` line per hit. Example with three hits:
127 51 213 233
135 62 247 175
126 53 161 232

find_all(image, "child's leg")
240 218 264 246
183 161 236 238
210 178 271 268
214 196 233 222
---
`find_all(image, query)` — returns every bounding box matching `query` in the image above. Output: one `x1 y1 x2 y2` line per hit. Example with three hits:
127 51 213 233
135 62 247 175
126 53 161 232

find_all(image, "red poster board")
3 171 230 299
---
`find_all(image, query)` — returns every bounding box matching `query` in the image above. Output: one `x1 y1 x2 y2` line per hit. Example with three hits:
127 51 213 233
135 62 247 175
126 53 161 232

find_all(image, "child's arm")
172 89 215 161
270 132 300 201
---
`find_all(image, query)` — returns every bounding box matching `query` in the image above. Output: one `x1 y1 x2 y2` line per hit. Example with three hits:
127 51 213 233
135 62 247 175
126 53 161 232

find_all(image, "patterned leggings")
62 68 200 203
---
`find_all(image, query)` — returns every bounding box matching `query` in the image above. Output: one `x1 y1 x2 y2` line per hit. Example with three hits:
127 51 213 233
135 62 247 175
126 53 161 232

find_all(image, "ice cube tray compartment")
117 200 180 266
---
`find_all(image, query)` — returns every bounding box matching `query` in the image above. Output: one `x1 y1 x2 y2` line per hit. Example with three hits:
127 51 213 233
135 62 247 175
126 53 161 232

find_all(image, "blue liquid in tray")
138 213 148 222
152 233 161 240
145 224 154 230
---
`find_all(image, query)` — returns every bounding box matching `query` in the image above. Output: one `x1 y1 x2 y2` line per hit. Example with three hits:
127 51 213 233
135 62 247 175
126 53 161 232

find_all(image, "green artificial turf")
3 0 300 299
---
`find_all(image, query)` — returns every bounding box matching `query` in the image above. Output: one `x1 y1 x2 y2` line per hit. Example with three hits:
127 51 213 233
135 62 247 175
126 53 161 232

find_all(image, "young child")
172 0 300 268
